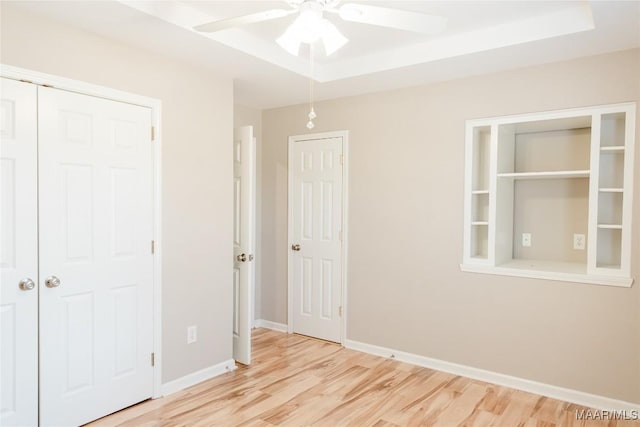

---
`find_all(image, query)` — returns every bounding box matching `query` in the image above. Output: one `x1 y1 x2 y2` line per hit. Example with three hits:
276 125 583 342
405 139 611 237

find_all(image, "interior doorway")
287 131 348 344
233 126 256 364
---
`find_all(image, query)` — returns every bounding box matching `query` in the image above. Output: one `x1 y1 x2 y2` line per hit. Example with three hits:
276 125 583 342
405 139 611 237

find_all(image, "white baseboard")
161 359 236 396
254 319 288 333
344 339 640 412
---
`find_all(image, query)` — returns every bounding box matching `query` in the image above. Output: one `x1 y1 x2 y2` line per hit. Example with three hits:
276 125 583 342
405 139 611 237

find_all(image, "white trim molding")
161 359 237 396
151 102 163 399
254 319 288 333
344 339 640 413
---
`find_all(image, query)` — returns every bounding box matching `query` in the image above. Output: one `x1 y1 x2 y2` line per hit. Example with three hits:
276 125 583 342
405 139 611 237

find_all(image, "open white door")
0 78 39 427
289 133 345 343
233 126 255 365
38 87 154 426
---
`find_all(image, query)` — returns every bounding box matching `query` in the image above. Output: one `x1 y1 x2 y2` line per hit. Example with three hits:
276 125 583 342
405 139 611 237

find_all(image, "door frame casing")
287 130 349 345
0 64 164 398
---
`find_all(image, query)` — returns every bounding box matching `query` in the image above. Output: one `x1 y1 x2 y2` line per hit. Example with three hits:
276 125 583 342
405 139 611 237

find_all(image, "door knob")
236 253 247 262
45 276 61 288
291 244 301 251
19 278 35 291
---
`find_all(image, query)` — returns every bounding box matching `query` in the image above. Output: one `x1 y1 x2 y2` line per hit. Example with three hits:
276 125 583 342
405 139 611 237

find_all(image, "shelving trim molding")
497 170 590 179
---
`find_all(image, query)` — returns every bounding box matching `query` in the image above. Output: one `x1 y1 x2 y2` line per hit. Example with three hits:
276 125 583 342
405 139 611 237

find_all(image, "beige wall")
1 5 234 383
262 49 640 403
234 104 263 321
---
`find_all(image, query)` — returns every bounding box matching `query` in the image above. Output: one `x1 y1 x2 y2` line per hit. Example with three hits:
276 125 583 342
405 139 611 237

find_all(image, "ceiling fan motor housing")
289 0 338 9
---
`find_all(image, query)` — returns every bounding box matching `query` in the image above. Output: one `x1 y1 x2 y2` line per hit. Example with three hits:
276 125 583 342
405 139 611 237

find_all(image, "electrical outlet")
522 233 531 247
187 325 197 344
574 233 586 250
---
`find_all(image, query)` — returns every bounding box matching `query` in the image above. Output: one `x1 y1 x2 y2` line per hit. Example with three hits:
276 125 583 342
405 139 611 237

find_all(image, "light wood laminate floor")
89 329 639 427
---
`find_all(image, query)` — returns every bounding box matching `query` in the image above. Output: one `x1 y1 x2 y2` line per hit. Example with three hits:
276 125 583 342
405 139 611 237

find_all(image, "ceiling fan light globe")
276 27 301 55
276 1 349 56
296 9 325 43
321 19 348 56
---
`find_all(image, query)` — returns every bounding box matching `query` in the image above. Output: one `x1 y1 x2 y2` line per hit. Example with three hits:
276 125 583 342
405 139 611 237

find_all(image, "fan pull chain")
307 44 316 130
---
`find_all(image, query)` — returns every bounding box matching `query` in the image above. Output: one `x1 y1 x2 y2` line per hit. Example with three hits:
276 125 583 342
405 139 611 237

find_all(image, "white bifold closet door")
1 78 39 427
1 78 155 426
38 86 154 426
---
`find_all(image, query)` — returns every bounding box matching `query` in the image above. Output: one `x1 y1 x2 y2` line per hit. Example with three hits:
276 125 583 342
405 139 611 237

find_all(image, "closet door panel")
38 86 154 426
0 78 38 426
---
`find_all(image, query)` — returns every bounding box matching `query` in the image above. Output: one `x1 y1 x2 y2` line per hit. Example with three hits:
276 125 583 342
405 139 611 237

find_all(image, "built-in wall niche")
594 111 628 273
472 193 489 223
597 192 623 226
599 152 625 188
472 126 491 191
461 103 636 287
467 126 491 260
600 112 626 147
507 116 591 174
471 226 488 259
512 178 589 266
597 228 622 269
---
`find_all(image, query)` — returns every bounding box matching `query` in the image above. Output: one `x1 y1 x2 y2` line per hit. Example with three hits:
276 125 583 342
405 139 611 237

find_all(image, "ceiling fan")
194 0 447 56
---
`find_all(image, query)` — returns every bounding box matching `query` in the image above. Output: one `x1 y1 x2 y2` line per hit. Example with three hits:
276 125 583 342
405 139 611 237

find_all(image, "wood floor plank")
87 329 640 427
433 383 488 427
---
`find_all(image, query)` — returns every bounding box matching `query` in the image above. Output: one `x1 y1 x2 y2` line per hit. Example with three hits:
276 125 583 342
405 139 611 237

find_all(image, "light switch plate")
522 233 531 247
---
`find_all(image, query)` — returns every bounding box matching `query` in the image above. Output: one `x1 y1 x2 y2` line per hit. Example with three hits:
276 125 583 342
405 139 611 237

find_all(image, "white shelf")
597 224 623 229
460 261 633 287
599 188 623 193
471 221 488 226
600 146 625 152
497 170 590 180
595 263 622 270
500 259 586 274
471 190 489 195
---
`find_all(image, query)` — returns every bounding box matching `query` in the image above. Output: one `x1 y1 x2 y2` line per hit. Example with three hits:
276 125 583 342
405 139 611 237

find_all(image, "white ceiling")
9 1 640 109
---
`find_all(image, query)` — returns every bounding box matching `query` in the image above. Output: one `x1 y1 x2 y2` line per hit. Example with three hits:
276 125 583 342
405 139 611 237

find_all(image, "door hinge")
151 126 155 141
339 154 344 165
151 240 155 254
339 306 343 317
339 230 343 242
151 352 155 367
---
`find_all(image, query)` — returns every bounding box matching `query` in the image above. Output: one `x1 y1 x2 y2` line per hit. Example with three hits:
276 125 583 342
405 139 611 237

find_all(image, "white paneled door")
1 78 39 426
290 135 344 343
38 87 154 426
233 126 255 365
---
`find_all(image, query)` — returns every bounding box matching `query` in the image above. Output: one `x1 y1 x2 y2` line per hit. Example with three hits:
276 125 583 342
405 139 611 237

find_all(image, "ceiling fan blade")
194 9 295 33
337 3 447 34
